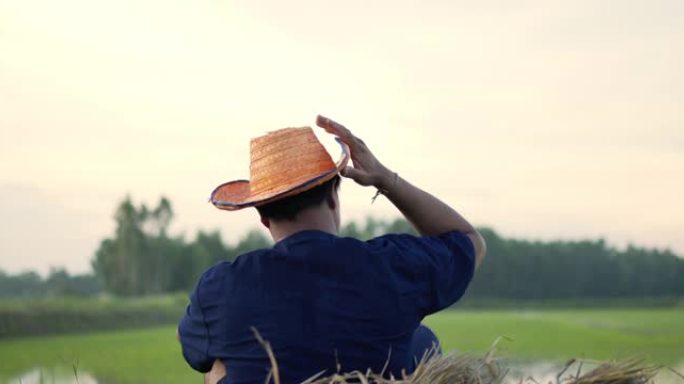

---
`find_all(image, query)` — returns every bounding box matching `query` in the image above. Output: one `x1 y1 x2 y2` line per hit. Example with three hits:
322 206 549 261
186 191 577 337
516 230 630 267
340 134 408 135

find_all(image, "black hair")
256 175 340 221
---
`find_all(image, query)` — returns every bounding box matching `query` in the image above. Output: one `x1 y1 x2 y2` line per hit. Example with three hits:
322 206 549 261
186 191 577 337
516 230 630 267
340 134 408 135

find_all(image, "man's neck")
268 207 337 243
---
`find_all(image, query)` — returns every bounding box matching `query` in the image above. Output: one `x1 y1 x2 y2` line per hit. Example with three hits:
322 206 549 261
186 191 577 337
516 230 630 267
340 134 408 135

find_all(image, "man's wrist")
375 167 397 192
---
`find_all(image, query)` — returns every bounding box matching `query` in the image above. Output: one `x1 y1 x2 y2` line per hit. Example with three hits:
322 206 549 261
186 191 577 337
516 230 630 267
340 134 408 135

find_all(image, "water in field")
7 362 683 384
656 364 684 384
502 360 684 384
9 367 98 384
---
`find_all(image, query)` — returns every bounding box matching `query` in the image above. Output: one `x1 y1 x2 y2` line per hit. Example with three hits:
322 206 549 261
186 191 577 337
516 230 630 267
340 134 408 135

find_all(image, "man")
179 116 486 384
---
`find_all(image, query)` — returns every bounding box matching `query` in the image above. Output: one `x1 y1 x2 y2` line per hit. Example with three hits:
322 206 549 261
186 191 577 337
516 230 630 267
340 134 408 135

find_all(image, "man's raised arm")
316 115 486 268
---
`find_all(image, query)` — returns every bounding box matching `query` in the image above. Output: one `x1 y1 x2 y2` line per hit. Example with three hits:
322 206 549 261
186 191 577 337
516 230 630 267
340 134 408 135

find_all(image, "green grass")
1 308 683 383
424 308 684 363
0 326 200 383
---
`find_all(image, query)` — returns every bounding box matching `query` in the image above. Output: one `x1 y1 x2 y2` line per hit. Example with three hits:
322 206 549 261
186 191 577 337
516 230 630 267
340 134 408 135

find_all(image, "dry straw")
250 329 678 384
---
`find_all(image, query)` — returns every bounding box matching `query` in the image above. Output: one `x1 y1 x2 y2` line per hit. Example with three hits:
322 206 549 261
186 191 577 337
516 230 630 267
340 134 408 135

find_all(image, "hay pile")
301 353 663 384
251 330 676 384
301 349 497 384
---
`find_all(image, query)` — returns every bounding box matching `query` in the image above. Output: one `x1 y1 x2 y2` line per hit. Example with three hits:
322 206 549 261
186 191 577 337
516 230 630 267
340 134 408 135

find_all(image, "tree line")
468 228 684 300
0 268 98 298
2 197 683 300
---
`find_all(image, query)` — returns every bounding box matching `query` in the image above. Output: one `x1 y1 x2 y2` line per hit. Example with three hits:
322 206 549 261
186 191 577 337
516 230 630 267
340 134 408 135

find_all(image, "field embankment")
0 294 187 339
2 295 682 339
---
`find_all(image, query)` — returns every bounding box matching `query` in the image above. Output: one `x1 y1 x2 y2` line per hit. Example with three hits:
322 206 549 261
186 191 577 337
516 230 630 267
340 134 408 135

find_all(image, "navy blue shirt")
179 230 475 384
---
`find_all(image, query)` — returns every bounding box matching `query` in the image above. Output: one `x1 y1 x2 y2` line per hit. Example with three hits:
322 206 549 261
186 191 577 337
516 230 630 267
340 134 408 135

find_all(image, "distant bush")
0 268 101 298
0 294 187 339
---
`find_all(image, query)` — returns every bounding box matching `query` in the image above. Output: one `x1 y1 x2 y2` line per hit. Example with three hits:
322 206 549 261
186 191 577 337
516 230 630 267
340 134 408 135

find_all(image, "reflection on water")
502 360 560 383
655 363 684 384
9 367 98 384
503 360 684 384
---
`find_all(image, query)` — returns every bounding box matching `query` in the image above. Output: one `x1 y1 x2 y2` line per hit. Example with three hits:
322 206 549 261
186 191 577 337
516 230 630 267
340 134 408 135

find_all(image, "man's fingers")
316 115 345 135
316 115 356 143
316 115 370 157
316 114 340 129
341 166 372 186
341 165 359 179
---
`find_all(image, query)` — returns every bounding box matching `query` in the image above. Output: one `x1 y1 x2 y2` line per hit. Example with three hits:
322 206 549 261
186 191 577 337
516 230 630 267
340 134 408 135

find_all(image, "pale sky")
1 0 682 275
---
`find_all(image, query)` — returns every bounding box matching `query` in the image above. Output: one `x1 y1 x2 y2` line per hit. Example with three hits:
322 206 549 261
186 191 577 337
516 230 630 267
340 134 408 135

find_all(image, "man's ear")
260 216 270 229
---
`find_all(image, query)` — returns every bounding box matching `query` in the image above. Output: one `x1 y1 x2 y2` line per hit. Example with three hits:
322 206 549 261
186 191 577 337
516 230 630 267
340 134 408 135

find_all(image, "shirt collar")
274 230 336 249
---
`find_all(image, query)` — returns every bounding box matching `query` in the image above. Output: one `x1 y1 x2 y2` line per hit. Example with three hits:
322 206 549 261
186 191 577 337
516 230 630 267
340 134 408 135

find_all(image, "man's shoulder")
367 231 474 255
329 233 430 257
199 249 270 281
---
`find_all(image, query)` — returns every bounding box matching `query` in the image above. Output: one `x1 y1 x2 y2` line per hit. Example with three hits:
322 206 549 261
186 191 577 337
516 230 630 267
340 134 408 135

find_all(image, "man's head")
256 175 341 231
209 126 349 240
210 127 349 211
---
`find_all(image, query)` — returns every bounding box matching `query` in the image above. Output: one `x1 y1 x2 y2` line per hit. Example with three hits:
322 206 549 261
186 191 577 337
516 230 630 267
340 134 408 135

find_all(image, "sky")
1 0 682 275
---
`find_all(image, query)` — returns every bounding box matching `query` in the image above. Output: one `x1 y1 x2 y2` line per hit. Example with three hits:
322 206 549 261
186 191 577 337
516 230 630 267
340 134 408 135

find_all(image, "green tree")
92 196 179 296
0 270 45 297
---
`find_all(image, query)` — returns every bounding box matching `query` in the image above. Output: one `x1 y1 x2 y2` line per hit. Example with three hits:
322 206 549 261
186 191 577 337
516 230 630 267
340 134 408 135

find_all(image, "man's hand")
316 115 393 189
178 329 226 384
204 359 226 384
315 114 486 267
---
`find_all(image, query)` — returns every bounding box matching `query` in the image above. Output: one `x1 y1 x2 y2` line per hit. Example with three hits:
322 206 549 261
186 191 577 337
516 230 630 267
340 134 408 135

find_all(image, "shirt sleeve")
178 276 214 373
368 231 476 315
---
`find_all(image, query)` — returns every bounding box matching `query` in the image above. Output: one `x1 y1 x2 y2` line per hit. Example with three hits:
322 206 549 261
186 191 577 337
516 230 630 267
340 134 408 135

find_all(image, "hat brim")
210 138 350 211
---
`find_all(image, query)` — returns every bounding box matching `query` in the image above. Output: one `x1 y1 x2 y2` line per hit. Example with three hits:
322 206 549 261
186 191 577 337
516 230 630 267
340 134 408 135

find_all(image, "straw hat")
210 127 350 211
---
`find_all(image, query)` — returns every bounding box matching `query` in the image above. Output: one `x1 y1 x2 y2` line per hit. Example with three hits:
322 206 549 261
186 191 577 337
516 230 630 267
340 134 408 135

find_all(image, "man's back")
180 230 475 384
180 116 486 383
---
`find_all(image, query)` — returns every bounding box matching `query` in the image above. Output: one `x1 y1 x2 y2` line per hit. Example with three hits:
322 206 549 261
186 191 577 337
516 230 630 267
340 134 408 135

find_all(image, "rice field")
1 308 683 383
424 308 684 363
